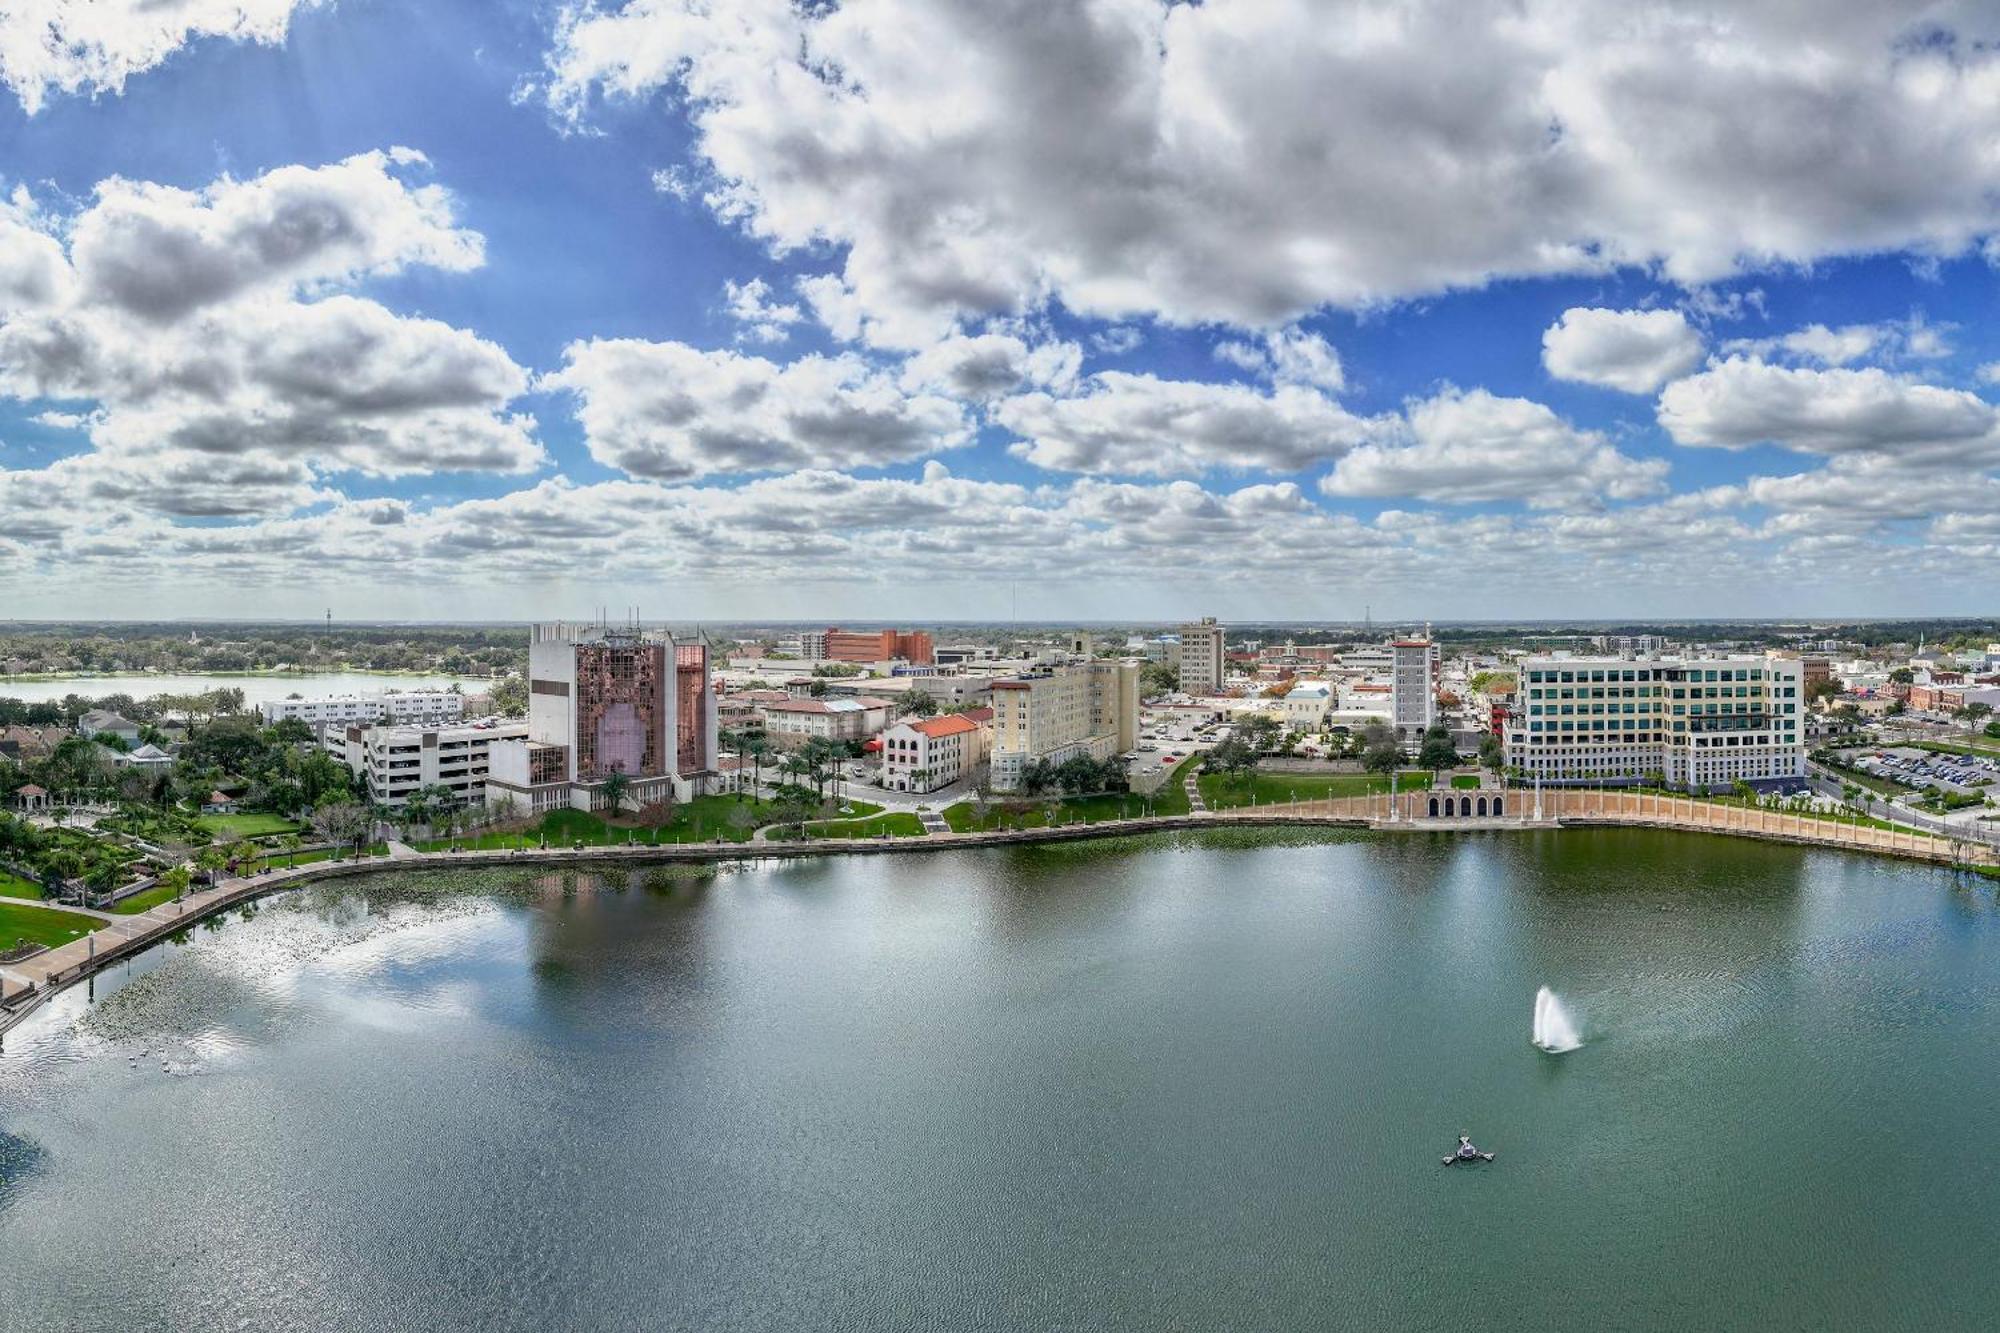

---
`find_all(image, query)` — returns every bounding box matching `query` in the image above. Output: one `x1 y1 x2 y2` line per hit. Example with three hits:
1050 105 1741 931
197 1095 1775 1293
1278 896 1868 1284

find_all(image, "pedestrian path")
916 808 950 835
1184 768 1207 813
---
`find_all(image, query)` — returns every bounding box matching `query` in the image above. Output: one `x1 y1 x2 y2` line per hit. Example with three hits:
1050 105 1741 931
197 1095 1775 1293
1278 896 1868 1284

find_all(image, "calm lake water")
0 671 486 705
2 828 1997 1331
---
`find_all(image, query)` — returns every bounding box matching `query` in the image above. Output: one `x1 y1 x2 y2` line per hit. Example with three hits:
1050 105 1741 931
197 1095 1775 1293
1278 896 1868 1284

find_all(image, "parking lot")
1126 714 1229 788
1852 746 2000 798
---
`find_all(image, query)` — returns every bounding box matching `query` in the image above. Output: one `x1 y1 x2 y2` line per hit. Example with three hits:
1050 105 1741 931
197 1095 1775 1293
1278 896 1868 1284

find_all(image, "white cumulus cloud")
1541 308 1704 393
1658 357 2000 467
1322 387 1668 507
544 339 974 481
546 0 2000 342
0 1 325 114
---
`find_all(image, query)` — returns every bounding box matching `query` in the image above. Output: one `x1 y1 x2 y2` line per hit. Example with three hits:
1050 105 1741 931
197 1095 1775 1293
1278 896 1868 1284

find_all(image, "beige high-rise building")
988 658 1141 790
1177 617 1226 695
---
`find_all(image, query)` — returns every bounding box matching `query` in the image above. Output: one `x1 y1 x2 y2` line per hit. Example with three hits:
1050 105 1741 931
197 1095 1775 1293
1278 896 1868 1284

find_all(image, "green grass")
264 848 339 868
0 870 43 901
803 812 925 839
1197 769 1435 810
941 791 1164 832
110 882 184 914
1619 786 1906 834
1450 774 1484 789
197 813 302 838
415 795 851 852
0 899 105 951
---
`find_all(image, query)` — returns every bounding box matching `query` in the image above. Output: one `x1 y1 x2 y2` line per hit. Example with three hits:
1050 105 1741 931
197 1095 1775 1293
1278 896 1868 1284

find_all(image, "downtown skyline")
5 1 2000 622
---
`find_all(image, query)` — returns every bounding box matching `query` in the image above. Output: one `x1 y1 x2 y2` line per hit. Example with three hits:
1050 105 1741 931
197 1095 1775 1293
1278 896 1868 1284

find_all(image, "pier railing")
1228 788 1998 868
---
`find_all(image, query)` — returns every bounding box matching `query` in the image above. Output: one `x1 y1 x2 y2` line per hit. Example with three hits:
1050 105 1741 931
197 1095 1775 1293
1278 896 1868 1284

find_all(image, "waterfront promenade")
3 792 1993 1036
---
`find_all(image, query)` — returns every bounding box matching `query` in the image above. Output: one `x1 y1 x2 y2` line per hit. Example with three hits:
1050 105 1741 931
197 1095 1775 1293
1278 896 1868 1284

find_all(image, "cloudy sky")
4 0 2000 622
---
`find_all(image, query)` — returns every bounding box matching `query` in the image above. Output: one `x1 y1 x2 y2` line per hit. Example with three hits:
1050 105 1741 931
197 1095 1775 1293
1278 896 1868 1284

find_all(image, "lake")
2 828 1997 1330
0 671 488 706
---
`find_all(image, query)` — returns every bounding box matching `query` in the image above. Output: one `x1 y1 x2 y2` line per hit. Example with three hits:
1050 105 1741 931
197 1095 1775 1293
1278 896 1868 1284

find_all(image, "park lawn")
418 797 842 852
1450 774 1484 789
803 812 925 839
198 813 302 838
0 870 43 900
111 882 183 914
941 791 1161 832
263 848 339 868
1197 769 1435 810
0 899 105 951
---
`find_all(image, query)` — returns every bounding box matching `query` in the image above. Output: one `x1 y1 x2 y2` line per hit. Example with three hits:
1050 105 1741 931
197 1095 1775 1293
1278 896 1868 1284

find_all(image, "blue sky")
3 0 2000 622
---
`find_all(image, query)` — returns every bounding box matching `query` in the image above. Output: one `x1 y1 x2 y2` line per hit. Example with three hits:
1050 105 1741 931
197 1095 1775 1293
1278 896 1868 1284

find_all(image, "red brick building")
823 628 935 665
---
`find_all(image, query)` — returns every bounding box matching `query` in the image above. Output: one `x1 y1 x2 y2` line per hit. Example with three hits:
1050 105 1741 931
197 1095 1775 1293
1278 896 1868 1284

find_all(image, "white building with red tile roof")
879 713 990 793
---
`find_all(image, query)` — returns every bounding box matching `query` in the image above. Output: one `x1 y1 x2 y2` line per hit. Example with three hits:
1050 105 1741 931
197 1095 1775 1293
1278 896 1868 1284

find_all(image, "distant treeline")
0 623 525 678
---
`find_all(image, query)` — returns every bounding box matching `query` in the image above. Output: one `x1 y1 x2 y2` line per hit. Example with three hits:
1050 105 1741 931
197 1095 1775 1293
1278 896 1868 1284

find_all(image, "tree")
1889 667 1916 685
740 734 772 801
1019 758 1057 796
1140 661 1180 696
601 769 631 816
490 675 529 718
40 850 82 900
897 692 940 718
311 801 372 856
1207 734 1259 784
1362 743 1401 775
1477 734 1504 771
160 864 193 901
1417 724 1459 772
84 859 123 908
194 843 230 884
1804 676 1843 706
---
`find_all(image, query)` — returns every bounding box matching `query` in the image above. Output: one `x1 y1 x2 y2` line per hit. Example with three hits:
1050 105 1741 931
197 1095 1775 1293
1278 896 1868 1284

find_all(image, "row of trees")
1017 753 1130 797
0 625 525 678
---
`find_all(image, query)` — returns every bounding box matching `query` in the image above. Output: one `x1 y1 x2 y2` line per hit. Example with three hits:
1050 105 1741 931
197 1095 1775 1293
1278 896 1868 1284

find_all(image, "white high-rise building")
1505 654 1805 790
1177 617 1227 695
1390 637 1439 748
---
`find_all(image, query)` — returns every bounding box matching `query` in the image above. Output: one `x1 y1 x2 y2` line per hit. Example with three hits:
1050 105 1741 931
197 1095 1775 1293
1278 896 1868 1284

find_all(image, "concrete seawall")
5 798 1993 1037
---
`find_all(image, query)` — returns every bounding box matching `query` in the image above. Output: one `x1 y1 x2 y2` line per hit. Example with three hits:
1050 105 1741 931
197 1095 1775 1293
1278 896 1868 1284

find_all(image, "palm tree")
601 769 630 817
194 843 230 885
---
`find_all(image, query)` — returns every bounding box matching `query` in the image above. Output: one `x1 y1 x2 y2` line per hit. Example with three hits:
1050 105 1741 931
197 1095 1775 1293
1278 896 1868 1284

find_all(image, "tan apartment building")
988 659 1140 790
1177 617 1227 695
